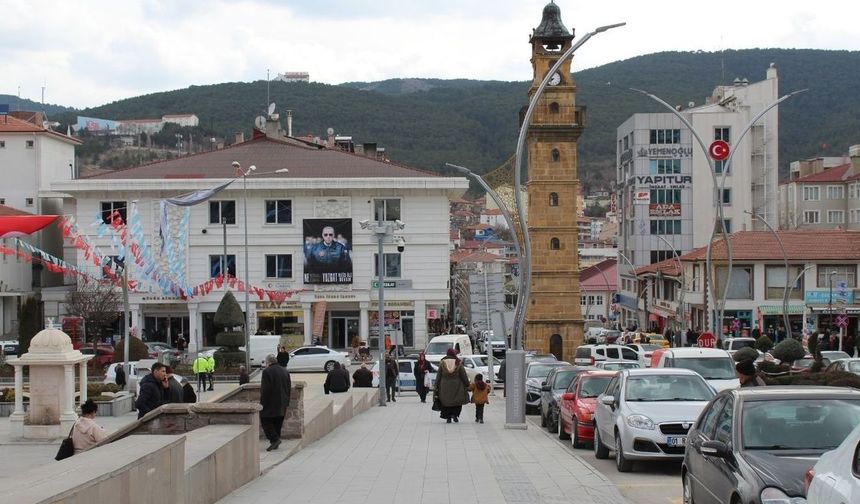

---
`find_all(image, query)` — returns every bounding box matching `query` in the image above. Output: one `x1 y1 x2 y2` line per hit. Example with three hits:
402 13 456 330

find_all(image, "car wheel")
558 413 569 440
571 418 583 448
615 430 633 472
593 426 610 459
682 471 695 504
324 360 336 372
540 409 547 428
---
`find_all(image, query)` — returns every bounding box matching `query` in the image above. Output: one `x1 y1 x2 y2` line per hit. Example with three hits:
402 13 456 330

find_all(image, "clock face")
548 72 562 86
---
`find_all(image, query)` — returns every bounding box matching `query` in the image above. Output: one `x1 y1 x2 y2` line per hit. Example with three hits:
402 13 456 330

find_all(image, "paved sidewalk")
221 395 630 504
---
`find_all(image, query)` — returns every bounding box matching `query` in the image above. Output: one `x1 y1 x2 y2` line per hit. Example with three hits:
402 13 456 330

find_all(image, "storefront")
255 301 304 338
756 305 806 337
719 310 753 337
368 300 415 350
141 303 190 347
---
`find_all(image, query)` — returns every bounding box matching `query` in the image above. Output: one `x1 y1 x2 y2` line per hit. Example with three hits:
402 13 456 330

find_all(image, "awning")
0 215 58 238
757 305 807 315
810 306 860 314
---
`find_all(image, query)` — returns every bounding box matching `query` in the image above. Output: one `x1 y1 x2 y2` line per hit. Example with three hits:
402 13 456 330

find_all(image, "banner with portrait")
303 218 353 284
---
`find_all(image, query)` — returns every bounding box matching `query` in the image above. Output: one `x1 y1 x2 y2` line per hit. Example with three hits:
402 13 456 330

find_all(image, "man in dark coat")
260 354 291 451
352 363 373 388
136 362 168 419
238 365 250 385
115 363 127 390
165 366 184 403
181 378 197 403
324 362 350 394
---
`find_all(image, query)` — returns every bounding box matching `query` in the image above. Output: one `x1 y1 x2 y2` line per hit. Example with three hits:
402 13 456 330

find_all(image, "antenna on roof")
266 69 270 119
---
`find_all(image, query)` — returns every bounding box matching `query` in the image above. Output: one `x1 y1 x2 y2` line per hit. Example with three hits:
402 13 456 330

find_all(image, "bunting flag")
0 215 59 238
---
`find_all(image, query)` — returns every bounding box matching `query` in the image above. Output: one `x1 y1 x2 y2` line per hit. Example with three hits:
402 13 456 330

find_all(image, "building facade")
523 2 585 362
778 149 860 230
45 130 467 353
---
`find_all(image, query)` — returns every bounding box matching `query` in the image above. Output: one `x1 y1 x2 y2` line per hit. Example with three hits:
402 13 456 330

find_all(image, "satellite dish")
327 127 334 136
255 116 266 129
268 102 276 115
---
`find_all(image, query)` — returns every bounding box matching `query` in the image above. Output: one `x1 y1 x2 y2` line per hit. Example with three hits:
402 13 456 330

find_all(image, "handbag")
431 395 441 411
55 423 76 461
423 372 432 388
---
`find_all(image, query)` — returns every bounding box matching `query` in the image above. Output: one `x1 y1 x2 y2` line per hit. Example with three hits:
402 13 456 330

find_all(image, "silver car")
593 368 716 472
525 361 570 413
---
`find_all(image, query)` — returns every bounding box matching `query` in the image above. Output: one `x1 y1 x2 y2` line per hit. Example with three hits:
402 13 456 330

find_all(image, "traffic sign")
836 315 849 329
709 140 730 161
698 331 716 348
731 319 741 331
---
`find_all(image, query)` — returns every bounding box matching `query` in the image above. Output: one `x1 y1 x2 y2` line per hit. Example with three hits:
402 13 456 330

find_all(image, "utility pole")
122 263 130 390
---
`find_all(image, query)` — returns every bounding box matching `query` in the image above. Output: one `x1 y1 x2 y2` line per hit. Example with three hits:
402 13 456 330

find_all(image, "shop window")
549 192 559 206
209 200 236 225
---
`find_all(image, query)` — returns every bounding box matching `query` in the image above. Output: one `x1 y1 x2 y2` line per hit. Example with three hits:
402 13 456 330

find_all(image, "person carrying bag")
55 423 76 461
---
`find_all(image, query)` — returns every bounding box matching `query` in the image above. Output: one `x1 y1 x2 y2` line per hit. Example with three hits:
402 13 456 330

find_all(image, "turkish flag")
0 215 58 238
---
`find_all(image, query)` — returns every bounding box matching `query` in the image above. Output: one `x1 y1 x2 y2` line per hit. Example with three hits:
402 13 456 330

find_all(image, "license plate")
667 436 687 447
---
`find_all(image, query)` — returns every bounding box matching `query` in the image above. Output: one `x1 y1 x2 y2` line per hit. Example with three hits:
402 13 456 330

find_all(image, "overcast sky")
4 0 858 109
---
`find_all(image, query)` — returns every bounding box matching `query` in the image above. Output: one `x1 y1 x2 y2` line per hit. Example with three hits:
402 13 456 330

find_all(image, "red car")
559 370 616 448
79 344 115 370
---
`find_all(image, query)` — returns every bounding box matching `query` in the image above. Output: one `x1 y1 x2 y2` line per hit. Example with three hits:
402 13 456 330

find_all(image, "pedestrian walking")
413 352 431 403
384 334 393 356
434 348 469 423
115 362 127 390
350 333 361 362
469 373 489 423
352 363 373 387
385 355 398 402
136 362 169 418
71 399 106 454
324 362 351 394
193 354 208 393
165 366 184 403
206 353 216 391
238 365 250 385
259 354 291 451
277 345 290 367
180 378 197 403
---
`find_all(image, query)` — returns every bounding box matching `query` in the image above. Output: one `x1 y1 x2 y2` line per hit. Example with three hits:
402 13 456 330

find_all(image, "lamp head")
231 161 241 168
249 165 257 171
359 219 370 229
394 219 405 229
275 168 289 173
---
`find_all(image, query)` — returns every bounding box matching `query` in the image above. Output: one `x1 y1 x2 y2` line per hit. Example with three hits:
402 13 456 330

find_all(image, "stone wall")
215 381 305 439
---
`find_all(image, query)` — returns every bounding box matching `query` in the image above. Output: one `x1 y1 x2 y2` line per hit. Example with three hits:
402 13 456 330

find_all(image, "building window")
803 186 820 201
649 189 681 205
580 295 603 306
373 198 401 222
265 254 293 278
101 255 123 279
713 219 732 234
851 209 860 223
850 185 856 199
264 200 292 224
549 192 558 206
25 198 34 207
765 265 804 300
714 127 730 143
25 140 34 149
650 250 678 263
650 220 681 235
100 201 126 224
803 210 820 224
373 253 402 278
714 188 731 205
549 102 560 113
649 129 681 144
715 265 753 299
649 159 681 174
209 200 236 225
827 185 845 200
550 237 561 250
817 265 857 288
0 141 5 148
210 254 236 278
551 149 560 162
828 210 845 224
0 198 4 205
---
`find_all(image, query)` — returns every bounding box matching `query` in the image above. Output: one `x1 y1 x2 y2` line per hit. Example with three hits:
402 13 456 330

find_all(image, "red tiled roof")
84 136 438 180
0 204 33 216
677 230 860 264
465 223 492 231
460 240 483 250
449 230 460 240
457 251 503 264
581 259 618 290
0 115 81 145
790 164 851 183
450 249 474 263
453 210 476 217
634 257 682 277
481 209 502 216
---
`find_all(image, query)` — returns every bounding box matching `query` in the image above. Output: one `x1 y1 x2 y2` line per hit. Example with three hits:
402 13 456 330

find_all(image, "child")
469 373 490 423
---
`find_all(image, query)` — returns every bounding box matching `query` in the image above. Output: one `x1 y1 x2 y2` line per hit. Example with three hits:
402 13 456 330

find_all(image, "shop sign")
633 190 650 204
637 146 693 158
632 175 692 188
369 300 414 309
371 279 412 289
141 296 183 302
255 301 302 310
649 203 681 217
805 290 855 304
313 293 358 301
427 309 439 319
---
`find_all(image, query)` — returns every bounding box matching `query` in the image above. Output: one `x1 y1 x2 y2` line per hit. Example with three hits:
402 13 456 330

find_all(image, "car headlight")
626 414 655 430
527 384 540 392
760 487 806 504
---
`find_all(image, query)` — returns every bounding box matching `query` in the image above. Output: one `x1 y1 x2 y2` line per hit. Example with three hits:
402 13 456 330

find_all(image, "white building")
46 127 467 353
616 65 780 271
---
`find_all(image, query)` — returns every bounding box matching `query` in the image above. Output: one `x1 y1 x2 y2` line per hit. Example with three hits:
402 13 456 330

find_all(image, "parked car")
525 352 558 364
459 354 503 383
722 337 757 355
144 341 181 361
824 358 860 375
477 332 507 357
424 334 473 364
371 357 437 391
595 361 642 371
654 347 739 391
287 346 350 372
539 365 593 432
632 333 671 348
525 361 570 413
559 370 616 448
1 341 19 359
820 350 852 362
625 344 662 367
790 356 818 373
574 344 639 367
79 345 115 369
682 386 860 504
805 421 860 502
593 368 716 472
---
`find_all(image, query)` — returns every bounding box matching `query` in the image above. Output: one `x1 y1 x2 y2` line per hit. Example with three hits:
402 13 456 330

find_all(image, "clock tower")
524 1 585 363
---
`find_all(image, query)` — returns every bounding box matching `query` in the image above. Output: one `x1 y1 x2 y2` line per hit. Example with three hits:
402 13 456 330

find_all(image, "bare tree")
65 280 121 345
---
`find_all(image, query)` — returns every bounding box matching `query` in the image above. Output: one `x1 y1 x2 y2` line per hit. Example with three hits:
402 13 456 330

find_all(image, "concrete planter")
95 393 134 417
0 402 28 417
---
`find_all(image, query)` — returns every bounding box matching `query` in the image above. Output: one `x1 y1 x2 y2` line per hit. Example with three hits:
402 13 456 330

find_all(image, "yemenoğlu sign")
637 146 693 158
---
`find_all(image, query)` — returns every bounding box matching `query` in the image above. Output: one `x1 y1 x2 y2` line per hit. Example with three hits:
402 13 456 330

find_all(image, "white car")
459 354 503 383
625 344 662 367
287 345 350 372
104 359 158 385
806 421 860 502
574 344 639 367
371 358 438 391
722 337 757 355
654 347 739 391
595 361 641 371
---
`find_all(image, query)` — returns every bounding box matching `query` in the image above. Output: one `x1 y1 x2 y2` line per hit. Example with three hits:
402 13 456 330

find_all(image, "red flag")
0 215 58 238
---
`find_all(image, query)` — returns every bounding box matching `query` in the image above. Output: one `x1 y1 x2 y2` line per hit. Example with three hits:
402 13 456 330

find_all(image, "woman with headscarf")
434 348 470 423
413 352 431 403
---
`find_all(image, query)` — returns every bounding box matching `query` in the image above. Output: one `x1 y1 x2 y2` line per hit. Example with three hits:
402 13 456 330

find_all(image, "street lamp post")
654 234 687 336
745 210 792 339
829 271 837 336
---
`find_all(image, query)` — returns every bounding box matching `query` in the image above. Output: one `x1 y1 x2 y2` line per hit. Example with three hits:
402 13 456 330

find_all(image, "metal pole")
830 273 834 333
377 224 387 406
617 251 645 331
655 235 687 332
745 210 791 339
483 267 494 391
222 217 228 281
243 173 251 370
122 264 129 390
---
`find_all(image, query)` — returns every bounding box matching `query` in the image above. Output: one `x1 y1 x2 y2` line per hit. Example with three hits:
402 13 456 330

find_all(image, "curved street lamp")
654 234 688 332
744 210 792 339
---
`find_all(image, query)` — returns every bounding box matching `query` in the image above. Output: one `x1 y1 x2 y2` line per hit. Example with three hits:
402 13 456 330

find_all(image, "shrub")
758 361 790 375
771 339 806 364
755 336 774 353
86 383 120 397
214 291 244 329
213 291 246 366
18 295 41 354
807 333 819 358
214 350 246 369
1 387 14 402
765 370 860 389
216 332 245 348
733 347 760 362
112 337 149 362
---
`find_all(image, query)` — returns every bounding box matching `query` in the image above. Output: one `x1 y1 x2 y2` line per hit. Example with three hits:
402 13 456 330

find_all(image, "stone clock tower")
524 1 585 363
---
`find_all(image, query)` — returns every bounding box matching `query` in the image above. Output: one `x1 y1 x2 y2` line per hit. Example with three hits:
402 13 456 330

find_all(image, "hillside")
53 49 860 191
0 95 73 116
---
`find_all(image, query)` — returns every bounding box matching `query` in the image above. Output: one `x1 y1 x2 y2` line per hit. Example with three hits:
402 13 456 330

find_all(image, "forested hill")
56 49 860 191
